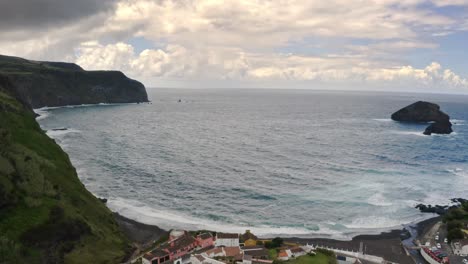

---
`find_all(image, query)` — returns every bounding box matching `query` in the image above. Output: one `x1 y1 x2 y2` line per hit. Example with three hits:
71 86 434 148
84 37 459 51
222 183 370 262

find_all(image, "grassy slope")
0 77 130 263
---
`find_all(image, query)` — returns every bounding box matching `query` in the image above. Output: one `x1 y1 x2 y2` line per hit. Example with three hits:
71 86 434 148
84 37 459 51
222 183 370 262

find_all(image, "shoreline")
113 210 440 263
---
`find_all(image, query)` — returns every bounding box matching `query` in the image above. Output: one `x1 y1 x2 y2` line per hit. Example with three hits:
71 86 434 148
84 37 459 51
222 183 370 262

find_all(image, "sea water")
37 89 468 239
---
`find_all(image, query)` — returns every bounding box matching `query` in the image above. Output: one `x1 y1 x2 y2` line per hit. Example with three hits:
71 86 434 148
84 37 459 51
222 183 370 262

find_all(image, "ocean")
36 89 468 239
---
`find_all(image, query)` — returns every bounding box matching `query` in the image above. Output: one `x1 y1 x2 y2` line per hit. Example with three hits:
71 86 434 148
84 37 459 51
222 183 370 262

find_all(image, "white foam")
343 214 431 230
391 131 427 137
367 193 393 207
34 108 51 120
373 118 393 122
46 128 81 138
107 197 348 239
452 119 465 125
447 168 467 178
36 102 138 111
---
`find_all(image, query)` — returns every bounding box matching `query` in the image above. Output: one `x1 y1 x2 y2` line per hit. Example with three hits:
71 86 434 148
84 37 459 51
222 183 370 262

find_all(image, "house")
164 232 198 260
197 232 215 249
203 247 225 258
241 230 258 247
277 250 289 261
215 232 240 247
289 247 306 258
452 239 468 256
142 248 171 264
190 254 225 264
242 246 269 259
224 246 242 257
224 246 243 262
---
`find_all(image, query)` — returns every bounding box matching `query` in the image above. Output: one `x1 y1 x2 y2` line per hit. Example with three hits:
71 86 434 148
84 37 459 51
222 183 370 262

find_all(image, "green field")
284 253 332 264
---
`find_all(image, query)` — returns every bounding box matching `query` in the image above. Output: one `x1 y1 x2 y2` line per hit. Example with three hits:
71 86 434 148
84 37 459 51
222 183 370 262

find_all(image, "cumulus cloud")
74 41 468 90
1 0 468 91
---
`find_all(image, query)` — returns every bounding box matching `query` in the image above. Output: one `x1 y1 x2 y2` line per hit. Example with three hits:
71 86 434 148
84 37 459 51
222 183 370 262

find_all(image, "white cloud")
75 41 468 90
1 0 468 92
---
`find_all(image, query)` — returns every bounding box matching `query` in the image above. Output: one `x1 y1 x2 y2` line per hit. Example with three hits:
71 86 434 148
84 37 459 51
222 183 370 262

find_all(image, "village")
133 230 363 264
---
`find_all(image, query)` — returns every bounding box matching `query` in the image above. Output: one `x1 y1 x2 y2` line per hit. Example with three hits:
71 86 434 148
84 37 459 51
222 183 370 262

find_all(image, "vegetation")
0 75 130 263
265 237 284 249
282 252 334 264
443 200 468 242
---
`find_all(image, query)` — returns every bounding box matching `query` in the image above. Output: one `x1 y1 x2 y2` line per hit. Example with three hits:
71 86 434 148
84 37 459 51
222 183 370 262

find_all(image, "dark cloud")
0 0 117 31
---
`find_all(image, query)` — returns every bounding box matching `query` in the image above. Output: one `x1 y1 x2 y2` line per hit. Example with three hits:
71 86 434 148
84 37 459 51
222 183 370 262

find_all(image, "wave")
390 131 427 137
447 168 467 178
34 108 51 120
373 118 393 122
46 128 81 138
452 119 465 126
107 197 352 239
343 214 433 230
367 193 393 207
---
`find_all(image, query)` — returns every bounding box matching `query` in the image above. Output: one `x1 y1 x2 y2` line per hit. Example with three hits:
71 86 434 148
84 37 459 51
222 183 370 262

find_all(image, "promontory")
0 54 148 108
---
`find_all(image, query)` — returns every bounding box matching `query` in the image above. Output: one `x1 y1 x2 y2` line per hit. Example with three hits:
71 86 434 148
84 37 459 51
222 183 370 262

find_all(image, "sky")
1 0 468 93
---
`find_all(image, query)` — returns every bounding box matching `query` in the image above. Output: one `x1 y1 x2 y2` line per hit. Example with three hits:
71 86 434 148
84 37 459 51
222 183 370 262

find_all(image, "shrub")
447 220 463 231
447 228 464 242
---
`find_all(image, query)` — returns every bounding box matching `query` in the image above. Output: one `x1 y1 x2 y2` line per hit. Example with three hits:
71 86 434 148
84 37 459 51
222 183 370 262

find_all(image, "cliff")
0 54 148 108
391 101 453 135
0 74 130 263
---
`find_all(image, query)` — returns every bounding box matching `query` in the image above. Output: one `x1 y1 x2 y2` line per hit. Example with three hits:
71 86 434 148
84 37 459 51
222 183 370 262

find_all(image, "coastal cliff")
0 54 148 108
0 75 130 263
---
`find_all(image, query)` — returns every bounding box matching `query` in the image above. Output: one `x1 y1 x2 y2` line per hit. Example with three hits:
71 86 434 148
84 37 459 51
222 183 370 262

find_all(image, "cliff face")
0 54 148 108
0 75 130 263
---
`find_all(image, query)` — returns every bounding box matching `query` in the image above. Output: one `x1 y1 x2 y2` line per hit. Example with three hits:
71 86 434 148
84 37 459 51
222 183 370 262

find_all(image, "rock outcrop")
391 101 453 135
0 54 148 108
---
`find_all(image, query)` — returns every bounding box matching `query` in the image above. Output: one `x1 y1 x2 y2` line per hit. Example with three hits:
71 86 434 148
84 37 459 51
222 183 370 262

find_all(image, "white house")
290 247 307 258
452 240 468 256
215 233 239 247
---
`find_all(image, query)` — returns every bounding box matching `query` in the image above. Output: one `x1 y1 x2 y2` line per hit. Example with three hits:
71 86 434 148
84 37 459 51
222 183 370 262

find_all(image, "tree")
271 237 283 247
447 220 463 231
447 228 464 242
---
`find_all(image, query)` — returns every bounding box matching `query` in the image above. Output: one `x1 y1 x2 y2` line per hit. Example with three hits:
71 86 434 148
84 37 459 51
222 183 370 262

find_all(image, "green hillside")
0 74 130 263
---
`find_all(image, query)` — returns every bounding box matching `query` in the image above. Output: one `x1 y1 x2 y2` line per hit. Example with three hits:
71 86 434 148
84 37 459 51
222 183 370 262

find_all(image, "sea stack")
391 101 453 135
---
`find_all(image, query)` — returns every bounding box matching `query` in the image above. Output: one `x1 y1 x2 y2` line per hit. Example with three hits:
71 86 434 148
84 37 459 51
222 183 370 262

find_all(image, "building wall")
215 238 239 247
462 245 468 256
244 239 257 247
199 237 215 248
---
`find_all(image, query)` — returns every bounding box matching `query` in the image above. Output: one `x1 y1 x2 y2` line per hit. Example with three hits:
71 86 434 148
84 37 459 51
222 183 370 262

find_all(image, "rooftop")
164 233 196 252
224 246 241 257
198 232 213 240
290 247 305 253
217 232 239 239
